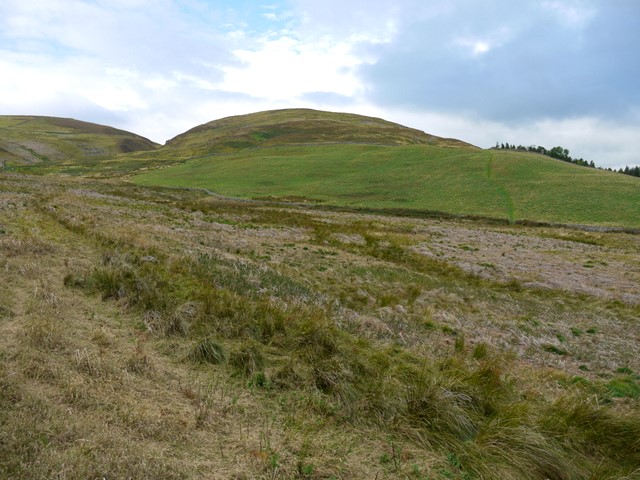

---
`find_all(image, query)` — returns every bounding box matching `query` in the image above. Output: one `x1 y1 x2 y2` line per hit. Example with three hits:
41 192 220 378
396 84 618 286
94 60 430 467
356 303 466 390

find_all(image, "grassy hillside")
0 116 158 168
133 144 640 228
2 171 639 479
164 108 476 156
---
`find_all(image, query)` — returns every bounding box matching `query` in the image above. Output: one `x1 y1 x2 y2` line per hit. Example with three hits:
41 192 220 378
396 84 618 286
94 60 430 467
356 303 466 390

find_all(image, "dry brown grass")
1 172 639 479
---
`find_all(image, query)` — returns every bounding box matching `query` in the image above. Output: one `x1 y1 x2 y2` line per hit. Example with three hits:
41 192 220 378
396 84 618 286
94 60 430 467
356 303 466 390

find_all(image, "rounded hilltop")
164 108 476 155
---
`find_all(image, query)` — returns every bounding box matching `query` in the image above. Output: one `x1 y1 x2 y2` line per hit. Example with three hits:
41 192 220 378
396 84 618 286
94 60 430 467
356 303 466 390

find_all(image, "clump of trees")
495 142 639 177
617 165 640 177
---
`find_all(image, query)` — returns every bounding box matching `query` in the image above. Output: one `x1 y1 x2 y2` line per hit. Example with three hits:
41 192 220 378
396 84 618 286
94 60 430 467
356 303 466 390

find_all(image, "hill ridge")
0 115 158 166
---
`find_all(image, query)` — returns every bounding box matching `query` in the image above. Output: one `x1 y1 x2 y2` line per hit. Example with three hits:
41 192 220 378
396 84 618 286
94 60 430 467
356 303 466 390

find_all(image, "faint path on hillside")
183 184 638 235
486 152 515 224
0 118 33 130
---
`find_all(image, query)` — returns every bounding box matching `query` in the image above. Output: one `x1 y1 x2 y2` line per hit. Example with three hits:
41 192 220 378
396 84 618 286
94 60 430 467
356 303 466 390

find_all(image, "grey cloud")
358 0 640 122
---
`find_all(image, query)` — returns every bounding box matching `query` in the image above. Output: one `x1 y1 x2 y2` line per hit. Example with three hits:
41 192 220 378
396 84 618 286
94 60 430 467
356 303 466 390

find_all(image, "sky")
1 0 639 168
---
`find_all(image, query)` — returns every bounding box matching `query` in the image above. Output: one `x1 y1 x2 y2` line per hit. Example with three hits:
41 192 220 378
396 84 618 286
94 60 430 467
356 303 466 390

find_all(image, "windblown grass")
2 172 639 478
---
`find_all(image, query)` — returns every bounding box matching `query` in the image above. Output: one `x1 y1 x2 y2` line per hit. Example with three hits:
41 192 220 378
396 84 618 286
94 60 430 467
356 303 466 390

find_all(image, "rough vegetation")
0 115 158 168
1 172 639 479
1 109 639 478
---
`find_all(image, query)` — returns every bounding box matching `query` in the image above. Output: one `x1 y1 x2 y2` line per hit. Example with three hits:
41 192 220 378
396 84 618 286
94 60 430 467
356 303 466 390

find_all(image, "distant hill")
164 108 476 156
2 109 637 228
0 116 158 166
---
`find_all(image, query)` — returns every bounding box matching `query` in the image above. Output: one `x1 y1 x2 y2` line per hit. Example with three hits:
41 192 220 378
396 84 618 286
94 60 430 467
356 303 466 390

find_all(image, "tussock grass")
67 243 640 476
24 317 68 352
229 341 265 376
189 337 226 365
3 173 640 478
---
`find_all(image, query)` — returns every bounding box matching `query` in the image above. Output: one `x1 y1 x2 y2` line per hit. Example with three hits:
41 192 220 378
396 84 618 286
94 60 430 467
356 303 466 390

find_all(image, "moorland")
1 110 639 479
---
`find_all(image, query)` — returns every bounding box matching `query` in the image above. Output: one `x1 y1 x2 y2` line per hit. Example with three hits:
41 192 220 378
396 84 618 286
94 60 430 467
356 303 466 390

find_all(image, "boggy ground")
1 173 639 479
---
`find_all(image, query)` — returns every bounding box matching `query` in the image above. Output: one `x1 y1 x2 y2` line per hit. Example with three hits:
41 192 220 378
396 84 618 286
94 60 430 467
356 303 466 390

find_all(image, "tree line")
495 143 640 178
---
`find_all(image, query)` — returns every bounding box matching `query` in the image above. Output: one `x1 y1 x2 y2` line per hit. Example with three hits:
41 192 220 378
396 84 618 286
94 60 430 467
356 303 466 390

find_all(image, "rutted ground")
1 173 639 479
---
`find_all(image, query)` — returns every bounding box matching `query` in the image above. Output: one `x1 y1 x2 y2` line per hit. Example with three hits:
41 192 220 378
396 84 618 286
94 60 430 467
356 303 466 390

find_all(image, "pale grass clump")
23 316 69 352
73 348 111 379
23 277 63 315
124 343 155 375
0 236 56 257
143 307 190 336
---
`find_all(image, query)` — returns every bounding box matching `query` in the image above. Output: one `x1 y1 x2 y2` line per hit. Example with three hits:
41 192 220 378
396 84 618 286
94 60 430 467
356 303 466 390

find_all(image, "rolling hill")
3 109 638 228
132 109 640 228
0 116 158 167
163 108 475 156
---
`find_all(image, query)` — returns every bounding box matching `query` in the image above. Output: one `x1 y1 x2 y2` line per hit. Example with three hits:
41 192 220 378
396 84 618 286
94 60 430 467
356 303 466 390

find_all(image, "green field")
133 144 640 228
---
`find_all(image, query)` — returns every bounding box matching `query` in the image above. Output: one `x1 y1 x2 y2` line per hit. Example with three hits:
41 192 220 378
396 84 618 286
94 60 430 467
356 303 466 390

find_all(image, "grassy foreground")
1 172 639 479
133 144 640 228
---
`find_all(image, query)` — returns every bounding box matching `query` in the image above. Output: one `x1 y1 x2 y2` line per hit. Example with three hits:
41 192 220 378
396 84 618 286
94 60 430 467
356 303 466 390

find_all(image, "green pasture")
133 145 640 228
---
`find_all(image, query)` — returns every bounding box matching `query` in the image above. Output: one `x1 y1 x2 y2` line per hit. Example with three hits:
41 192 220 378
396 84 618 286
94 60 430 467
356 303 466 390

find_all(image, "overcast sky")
1 0 639 168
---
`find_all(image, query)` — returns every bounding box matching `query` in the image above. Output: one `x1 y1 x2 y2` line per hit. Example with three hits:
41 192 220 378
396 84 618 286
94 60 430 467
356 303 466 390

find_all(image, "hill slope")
134 143 640 228
4 109 637 229
0 116 158 167
164 108 476 156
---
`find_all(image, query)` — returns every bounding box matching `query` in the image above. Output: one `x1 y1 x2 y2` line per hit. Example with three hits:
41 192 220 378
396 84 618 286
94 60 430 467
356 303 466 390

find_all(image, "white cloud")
0 0 637 167
214 34 367 101
290 0 401 43
454 27 512 57
455 38 492 56
542 0 597 28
